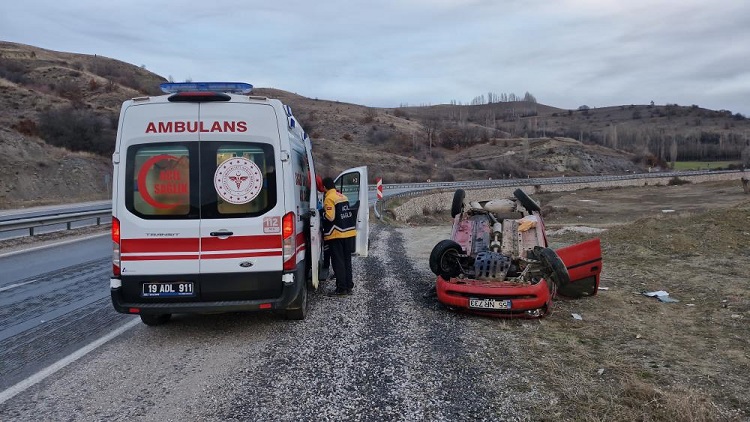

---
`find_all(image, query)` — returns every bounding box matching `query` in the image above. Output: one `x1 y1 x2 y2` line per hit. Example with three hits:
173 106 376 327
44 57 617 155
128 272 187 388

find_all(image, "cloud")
1 0 749 114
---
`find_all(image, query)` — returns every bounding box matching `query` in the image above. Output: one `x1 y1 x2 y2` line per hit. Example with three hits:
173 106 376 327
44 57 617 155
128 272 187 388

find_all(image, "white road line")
0 233 109 259
0 279 40 293
0 318 140 405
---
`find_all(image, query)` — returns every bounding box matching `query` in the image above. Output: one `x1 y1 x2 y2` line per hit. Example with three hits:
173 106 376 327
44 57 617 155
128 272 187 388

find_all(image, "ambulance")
109 82 368 325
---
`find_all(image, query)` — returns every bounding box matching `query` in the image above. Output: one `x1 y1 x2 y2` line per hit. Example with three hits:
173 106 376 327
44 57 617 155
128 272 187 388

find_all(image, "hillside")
1 41 748 208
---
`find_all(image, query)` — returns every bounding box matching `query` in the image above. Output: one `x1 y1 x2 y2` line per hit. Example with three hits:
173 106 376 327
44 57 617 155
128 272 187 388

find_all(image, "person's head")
322 177 335 190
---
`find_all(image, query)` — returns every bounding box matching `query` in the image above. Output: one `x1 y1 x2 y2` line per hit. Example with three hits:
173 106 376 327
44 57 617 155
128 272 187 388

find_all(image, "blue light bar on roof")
160 82 253 94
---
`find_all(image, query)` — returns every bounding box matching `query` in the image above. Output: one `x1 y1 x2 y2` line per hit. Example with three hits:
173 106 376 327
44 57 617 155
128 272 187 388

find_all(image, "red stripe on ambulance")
121 238 199 253
202 235 281 251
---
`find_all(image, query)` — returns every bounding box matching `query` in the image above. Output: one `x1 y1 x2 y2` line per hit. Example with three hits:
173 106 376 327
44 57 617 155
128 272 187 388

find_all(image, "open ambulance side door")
334 166 369 257
555 238 602 298
304 136 322 289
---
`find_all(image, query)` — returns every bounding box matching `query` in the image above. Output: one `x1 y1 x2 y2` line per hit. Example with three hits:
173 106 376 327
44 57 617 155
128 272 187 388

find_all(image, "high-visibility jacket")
322 188 357 241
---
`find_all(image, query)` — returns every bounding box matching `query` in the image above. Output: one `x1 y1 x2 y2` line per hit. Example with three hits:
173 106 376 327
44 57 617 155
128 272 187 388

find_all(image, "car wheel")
429 239 463 279
539 247 570 292
140 313 171 326
513 188 541 212
451 189 465 217
286 285 308 320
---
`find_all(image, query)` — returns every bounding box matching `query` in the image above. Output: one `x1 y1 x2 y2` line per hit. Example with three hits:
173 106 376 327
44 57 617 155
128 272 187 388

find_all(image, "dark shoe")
327 289 350 297
346 289 352 295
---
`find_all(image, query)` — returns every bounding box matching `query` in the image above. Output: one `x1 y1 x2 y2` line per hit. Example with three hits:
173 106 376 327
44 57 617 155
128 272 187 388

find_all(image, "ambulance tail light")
112 216 121 277
282 212 296 271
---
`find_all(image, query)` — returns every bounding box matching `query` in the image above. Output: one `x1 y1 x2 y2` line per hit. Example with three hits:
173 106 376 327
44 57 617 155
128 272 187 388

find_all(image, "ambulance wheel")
140 313 171 326
513 188 541 212
451 189 466 217
286 286 308 320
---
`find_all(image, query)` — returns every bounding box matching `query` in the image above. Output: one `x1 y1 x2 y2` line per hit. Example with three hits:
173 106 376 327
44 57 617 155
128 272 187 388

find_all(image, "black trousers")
328 236 355 291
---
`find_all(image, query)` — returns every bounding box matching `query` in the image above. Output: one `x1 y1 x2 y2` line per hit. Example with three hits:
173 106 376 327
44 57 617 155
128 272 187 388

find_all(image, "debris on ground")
643 290 680 303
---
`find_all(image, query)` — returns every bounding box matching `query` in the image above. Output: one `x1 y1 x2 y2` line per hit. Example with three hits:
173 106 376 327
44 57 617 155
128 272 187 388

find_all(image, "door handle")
210 231 234 237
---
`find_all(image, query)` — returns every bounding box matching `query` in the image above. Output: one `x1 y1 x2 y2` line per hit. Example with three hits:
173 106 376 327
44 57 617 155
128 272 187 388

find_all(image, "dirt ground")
397 180 750 421
3 180 748 419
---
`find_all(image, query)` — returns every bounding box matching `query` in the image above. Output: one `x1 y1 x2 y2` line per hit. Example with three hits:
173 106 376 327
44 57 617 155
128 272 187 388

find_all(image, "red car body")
433 190 602 318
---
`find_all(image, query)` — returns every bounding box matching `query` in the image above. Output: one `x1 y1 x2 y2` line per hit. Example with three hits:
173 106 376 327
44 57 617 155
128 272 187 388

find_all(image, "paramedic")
321 177 356 295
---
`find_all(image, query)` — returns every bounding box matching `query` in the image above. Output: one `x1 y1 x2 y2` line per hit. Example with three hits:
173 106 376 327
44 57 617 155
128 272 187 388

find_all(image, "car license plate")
142 282 195 297
469 298 511 310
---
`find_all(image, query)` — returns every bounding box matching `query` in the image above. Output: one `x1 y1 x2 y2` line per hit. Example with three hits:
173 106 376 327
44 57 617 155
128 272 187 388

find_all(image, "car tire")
539 247 570 293
513 188 541 212
286 285 308 320
140 313 171 326
451 189 466 217
429 239 463 279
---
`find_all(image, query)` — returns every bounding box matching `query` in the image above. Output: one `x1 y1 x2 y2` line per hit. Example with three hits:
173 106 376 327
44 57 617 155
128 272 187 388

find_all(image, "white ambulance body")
109 82 368 325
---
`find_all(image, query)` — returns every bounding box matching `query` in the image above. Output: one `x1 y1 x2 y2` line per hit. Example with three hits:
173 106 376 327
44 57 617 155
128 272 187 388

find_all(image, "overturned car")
429 189 602 318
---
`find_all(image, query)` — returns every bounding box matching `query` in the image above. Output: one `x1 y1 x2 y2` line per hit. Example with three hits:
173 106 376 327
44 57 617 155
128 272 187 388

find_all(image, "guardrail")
0 210 111 237
1 169 742 238
368 169 738 192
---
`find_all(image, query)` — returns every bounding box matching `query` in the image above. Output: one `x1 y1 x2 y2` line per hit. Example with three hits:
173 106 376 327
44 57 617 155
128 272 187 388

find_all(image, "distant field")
672 161 740 170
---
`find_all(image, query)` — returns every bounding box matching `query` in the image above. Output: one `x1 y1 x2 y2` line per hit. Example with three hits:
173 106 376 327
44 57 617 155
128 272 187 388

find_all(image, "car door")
555 238 603 298
304 136 322 289
334 166 369 257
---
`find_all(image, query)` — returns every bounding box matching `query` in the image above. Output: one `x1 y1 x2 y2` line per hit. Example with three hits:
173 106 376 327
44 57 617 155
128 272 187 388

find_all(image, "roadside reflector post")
376 178 384 220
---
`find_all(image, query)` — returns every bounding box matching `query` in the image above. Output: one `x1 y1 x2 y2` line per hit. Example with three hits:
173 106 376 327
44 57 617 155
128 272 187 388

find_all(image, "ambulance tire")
286 285 308 320
140 313 171 326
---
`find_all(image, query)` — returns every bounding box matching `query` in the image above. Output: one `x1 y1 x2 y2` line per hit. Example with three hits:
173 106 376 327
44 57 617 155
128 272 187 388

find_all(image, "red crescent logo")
137 154 184 209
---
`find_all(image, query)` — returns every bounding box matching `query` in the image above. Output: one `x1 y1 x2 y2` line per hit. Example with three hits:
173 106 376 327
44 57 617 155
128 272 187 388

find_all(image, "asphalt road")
0 223 544 420
0 234 129 392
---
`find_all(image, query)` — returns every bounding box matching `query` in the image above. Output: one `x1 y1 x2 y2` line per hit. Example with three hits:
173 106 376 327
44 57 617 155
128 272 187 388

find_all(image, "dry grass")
397 183 750 420
520 202 750 421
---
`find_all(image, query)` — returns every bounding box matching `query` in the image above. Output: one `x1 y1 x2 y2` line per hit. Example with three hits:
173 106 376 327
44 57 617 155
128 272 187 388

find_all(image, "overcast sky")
3 0 749 114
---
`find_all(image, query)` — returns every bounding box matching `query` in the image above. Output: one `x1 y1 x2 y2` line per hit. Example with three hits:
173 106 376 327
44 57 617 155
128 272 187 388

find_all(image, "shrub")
0 59 28 84
667 177 691 186
12 118 38 136
37 106 116 155
393 108 409 119
55 79 83 103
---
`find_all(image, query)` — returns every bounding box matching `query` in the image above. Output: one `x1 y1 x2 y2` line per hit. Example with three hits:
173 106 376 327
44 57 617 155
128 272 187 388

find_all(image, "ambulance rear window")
200 142 277 218
124 142 275 220
126 144 197 218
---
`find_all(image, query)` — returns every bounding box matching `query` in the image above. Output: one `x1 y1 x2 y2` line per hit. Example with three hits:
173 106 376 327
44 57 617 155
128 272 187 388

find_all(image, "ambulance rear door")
118 102 201 278
334 166 369 257
197 102 284 282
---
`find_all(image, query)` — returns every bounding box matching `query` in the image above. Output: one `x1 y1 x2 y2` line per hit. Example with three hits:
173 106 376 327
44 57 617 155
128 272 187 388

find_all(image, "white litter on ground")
547 226 607 235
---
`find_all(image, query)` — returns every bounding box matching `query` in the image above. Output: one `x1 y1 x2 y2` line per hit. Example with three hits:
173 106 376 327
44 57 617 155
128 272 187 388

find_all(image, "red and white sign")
214 157 263 204
376 178 383 200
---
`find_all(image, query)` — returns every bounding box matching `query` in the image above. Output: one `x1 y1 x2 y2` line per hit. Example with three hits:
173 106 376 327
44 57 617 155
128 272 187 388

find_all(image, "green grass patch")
671 161 740 170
